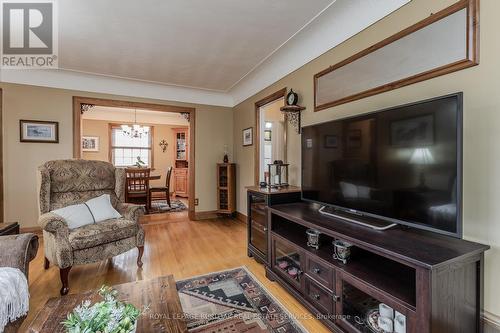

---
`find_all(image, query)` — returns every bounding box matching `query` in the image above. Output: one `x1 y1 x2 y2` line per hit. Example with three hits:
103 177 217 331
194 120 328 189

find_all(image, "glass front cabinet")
246 187 301 264
272 236 305 290
334 272 411 333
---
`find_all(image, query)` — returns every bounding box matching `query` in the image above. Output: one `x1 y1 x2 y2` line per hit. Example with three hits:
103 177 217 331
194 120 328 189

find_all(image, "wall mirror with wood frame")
255 89 288 185
314 0 479 111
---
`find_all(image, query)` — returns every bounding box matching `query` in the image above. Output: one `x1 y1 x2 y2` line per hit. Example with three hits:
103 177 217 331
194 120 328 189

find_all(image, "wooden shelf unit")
266 202 489 333
217 163 236 214
172 127 189 198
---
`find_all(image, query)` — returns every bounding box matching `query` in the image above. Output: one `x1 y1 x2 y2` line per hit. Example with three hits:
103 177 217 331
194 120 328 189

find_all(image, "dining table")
146 174 161 181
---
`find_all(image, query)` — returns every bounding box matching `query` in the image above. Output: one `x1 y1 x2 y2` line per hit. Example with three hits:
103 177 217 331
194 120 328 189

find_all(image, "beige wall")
82 120 109 162
81 119 182 188
233 0 500 318
1 82 233 227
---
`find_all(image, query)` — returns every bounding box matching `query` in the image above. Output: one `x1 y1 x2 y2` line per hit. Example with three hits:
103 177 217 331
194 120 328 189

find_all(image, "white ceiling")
59 0 334 92
82 106 189 126
0 0 410 107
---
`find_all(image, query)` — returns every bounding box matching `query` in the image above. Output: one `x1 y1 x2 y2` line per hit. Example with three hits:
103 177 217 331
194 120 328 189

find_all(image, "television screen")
302 93 462 237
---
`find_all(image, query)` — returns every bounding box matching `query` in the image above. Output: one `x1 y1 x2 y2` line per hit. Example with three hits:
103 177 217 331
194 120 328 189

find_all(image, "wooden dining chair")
149 167 173 208
125 168 151 212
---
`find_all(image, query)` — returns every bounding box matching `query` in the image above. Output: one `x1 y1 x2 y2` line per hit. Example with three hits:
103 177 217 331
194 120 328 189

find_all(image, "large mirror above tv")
314 0 478 110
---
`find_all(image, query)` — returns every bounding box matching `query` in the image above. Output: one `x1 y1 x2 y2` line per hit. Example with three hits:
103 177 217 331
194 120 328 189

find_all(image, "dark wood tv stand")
266 202 489 333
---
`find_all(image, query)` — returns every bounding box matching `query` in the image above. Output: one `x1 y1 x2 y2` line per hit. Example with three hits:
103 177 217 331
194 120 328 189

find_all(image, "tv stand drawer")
305 276 334 315
306 255 334 291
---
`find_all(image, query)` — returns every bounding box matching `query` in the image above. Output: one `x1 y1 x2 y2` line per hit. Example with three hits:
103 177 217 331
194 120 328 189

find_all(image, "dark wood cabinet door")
272 235 305 292
335 270 415 333
248 193 268 258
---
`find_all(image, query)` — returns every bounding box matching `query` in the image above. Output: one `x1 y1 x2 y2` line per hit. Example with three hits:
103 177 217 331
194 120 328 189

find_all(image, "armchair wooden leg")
137 246 144 268
60 266 72 296
44 257 50 270
166 190 171 207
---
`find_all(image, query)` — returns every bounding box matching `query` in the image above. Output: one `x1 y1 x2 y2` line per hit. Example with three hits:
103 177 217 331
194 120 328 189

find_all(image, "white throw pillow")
51 194 122 230
51 204 95 230
85 194 122 223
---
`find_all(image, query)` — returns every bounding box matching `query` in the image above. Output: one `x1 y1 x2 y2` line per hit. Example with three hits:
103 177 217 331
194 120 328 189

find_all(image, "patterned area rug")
176 267 307 333
149 199 187 214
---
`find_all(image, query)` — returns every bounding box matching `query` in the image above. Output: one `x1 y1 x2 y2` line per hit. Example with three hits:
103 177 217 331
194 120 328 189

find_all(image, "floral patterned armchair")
0 233 38 332
38 159 145 295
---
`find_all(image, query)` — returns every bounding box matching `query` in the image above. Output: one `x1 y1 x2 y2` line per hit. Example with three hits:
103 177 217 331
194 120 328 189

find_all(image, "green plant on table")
62 286 141 333
134 156 146 168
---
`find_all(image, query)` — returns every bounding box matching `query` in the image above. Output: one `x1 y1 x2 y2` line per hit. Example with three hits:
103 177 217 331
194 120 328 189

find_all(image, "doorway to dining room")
73 97 194 220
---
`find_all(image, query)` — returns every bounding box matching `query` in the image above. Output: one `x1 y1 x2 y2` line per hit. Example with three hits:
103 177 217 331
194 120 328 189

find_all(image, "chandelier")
121 109 149 138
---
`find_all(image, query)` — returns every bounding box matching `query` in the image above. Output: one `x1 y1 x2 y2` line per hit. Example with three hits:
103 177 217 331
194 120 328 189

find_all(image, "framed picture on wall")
19 120 59 143
242 127 253 146
264 130 272 142
82 136 100 152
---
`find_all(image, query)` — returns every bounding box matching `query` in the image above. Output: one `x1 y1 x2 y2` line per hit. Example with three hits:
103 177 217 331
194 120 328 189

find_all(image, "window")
110 125 153 167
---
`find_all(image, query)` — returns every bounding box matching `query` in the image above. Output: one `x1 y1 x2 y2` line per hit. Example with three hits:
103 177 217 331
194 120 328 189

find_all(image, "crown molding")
0 68 234 107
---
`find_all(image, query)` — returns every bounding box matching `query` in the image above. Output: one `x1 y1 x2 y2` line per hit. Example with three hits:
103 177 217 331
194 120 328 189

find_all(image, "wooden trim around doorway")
254 88 287 185
73 96 196 220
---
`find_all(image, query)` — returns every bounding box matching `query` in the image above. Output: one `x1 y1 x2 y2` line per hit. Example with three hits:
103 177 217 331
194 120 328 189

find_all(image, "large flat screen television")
302 93 462 237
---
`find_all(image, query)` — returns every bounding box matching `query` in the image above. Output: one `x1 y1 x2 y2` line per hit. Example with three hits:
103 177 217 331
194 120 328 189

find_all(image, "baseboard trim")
235 211 247 224
194 210 219 220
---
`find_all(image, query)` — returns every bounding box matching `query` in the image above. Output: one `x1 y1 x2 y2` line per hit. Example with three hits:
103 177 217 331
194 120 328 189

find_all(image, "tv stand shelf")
272 226 417 309
266 202 489 333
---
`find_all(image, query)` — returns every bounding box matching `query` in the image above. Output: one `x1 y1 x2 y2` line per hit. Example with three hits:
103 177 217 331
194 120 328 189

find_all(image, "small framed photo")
242 127 253 146
20 120 59 143
264 130 272 142
324 135 339 148
82 136 100 152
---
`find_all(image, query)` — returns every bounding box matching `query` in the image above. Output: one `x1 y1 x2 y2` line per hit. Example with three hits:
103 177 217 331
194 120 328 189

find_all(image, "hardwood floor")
21 216 331 332
143 196 189 222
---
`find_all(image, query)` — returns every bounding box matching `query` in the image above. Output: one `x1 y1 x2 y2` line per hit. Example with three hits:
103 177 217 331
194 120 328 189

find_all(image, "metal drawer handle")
312 294 320 300
332 295 340 302
312 268 321 274
263 227 268 232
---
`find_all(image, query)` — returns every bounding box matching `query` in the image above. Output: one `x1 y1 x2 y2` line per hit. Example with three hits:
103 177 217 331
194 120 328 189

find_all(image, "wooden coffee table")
28 275 188 333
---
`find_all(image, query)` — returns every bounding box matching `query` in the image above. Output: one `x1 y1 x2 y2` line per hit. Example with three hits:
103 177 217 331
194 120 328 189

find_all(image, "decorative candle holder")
268 161 289 188
332 239 353 264
306 229 321 250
